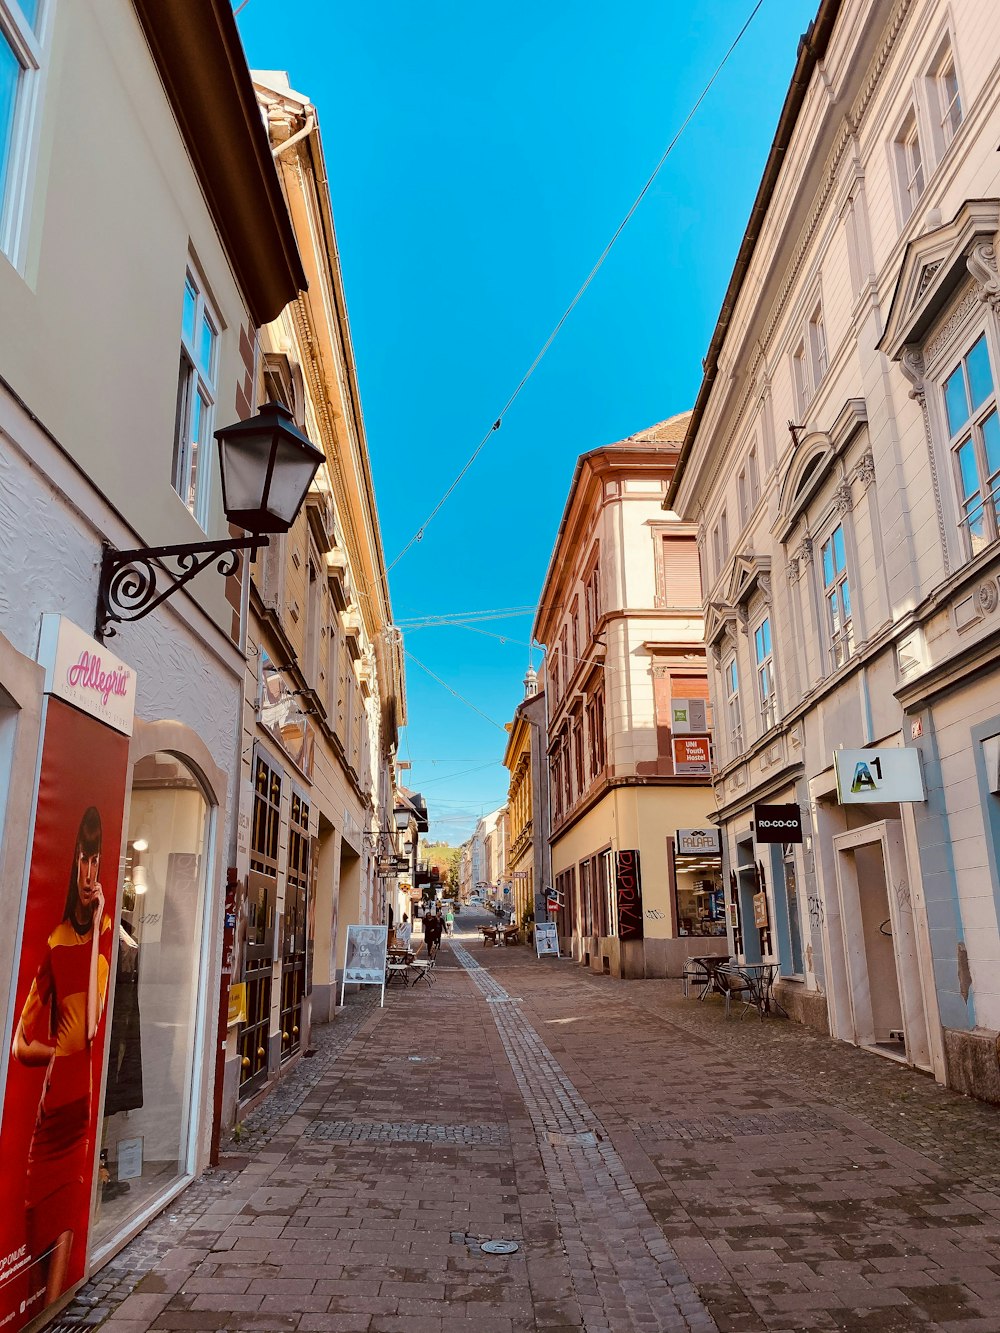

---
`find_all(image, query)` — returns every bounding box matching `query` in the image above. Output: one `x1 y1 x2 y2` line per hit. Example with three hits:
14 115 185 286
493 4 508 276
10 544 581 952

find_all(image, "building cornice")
132 0 305 325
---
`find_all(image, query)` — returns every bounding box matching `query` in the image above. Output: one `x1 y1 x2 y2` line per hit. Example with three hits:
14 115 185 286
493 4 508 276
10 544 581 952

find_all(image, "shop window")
782 846 804 976
92 752 210 1250
240 750 282 1096
280 791 310 1063
672 838 725 938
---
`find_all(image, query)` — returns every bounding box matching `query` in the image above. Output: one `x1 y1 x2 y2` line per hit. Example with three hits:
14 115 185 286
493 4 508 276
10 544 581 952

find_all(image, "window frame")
753 614 777 733
723 653 742 754
819 521 855 669
892 105 925 226
927 35 963 158
0 0 50 267
172 264 221 529
938 328 1000 560
711 509 729 579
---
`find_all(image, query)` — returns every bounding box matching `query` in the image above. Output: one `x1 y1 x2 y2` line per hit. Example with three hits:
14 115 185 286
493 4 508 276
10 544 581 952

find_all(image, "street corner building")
668 0 1000 1102
0 2 400 1329
534 414 725 978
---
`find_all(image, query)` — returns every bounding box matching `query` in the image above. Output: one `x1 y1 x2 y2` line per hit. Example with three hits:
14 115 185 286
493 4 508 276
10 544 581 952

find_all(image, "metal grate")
304 1119 508 1145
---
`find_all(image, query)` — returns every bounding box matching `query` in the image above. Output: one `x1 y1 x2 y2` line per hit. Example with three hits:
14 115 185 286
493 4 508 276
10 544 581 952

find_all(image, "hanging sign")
671 698 708 734
753 803 803 843
340 924 389 1008
676 828 721 856
834 748 925 803
753 891 769 930
672 736 712 775
615 850 644 941
0 690 132 1331
534 922 559 957
38 613 136 735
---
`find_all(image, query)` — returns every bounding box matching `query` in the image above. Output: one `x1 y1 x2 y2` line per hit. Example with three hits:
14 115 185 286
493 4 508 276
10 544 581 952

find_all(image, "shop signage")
834 748 925 804
0 693 132 1331
38 614 136 735
753 803 803 843
753 891 769 930
227 982 248 1026
615 850 644 941
375 856 408 877
672 735 712 775
535 921 559 957
676 827 722 856
671 698 708 734
340 924 389 1007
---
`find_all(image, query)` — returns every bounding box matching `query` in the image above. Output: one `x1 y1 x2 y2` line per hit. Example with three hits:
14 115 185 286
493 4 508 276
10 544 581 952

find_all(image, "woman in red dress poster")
11 807 112 1305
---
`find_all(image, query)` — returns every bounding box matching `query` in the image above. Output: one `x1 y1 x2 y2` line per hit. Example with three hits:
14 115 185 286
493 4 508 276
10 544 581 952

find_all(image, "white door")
832 820 931 1070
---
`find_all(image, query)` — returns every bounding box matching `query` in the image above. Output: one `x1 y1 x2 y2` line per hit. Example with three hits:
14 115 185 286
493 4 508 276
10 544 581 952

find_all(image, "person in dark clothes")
424 910 442 958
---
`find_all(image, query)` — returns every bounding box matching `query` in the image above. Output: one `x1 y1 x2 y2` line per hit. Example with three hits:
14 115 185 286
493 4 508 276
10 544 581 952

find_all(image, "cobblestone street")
66 919 1000 1333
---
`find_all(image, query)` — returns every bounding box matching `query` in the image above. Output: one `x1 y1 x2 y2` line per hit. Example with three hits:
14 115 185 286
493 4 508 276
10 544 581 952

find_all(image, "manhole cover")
480 1239 520 1255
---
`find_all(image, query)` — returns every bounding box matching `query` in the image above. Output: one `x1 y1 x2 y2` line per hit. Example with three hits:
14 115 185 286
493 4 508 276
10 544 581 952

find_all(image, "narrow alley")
64 909 1000 1333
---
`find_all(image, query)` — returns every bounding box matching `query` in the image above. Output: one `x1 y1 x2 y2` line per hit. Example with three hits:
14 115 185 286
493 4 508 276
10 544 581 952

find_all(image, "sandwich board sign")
341 924 389 1007
535 921 559 958
834 748 924 804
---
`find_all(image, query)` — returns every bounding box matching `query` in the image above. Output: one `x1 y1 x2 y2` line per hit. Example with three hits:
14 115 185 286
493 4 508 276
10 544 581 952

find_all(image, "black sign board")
614 849 644 940
753 803 803 843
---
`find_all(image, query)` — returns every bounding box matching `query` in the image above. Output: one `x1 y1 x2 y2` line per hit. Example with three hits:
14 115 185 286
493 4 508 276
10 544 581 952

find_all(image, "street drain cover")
480 1239 520 1255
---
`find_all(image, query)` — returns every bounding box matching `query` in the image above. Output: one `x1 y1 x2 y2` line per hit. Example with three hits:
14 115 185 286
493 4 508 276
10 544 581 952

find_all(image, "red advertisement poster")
0 697 130 1331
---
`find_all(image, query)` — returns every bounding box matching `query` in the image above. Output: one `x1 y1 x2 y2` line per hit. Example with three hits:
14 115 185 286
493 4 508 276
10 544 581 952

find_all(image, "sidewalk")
61 924 1000 1333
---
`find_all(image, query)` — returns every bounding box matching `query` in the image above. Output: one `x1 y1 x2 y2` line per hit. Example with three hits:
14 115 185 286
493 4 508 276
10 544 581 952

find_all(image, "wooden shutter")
662 536 702 607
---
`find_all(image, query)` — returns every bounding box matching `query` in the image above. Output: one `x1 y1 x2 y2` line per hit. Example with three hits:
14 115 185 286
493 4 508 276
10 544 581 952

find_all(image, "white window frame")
809 303 829 384
792 339 810 414
893 106 925 225
927 35 962 158
712 509 729 579
753 615 777 732
724 654 742 754
820 522 855 669
938 327 1000 560
172 265 220 528
0 0 51 268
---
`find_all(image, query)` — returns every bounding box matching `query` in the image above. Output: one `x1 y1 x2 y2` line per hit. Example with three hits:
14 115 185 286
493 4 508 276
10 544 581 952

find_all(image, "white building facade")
670 0 1000 1100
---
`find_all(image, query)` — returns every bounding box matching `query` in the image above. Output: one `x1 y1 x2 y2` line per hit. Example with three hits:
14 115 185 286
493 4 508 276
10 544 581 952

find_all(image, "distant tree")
421 841 461 891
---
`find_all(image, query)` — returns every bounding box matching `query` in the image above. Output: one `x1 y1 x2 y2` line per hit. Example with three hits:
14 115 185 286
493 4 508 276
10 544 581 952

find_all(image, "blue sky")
237 0 817 843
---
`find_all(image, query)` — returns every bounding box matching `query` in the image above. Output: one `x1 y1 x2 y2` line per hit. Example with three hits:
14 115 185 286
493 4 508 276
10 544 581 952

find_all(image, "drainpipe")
272 111 316 160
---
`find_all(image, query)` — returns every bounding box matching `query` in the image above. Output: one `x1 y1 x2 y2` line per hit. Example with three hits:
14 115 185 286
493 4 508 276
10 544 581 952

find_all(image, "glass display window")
672 845 726 937
92 752 210 1250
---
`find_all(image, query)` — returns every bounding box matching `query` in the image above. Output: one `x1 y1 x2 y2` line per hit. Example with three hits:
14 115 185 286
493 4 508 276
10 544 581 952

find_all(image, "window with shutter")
662 536 702 607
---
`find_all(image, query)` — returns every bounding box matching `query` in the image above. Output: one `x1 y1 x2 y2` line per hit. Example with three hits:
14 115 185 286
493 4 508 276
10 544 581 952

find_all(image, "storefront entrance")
832 820 931 1070
92 751 210 1254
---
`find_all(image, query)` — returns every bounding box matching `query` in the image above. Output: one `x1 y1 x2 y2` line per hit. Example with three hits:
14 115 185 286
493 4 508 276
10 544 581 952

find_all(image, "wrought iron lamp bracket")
97 535 267 641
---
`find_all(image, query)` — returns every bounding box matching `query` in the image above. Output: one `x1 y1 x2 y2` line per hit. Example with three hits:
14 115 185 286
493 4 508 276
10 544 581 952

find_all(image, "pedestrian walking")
424 910 441 958
444 905 454 935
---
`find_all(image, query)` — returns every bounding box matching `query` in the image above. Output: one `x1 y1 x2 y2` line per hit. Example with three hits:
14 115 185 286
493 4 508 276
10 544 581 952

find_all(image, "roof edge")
665 0 843 510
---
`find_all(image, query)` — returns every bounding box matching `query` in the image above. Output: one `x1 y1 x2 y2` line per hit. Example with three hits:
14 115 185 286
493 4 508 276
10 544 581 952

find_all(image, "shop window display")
92 753 209 1250
672 842 726 937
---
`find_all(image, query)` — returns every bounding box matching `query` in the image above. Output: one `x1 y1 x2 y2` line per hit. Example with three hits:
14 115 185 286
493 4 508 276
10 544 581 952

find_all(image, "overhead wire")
403 649 508 732
386 0 767 572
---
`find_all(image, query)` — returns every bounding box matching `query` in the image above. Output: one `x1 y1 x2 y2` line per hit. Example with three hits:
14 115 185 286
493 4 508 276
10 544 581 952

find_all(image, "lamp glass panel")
220 434 274 515
264 434 321 526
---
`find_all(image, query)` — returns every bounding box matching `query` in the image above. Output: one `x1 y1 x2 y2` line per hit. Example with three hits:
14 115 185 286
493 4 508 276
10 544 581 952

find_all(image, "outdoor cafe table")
719 962 789 1021
690 954 732 1000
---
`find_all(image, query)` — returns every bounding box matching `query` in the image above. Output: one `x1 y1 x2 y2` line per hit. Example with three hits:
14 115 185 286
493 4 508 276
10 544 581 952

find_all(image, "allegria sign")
38 615 136 736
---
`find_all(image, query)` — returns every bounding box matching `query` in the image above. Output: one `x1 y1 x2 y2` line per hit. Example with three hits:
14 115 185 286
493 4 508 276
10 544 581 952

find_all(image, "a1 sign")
834 748 925 804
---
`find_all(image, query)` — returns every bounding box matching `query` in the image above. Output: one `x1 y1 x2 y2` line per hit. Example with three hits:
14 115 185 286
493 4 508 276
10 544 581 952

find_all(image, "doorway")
832 821 931 1070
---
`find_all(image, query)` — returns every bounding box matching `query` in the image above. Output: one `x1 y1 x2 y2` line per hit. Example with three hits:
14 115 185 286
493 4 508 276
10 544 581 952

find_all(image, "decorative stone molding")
855 451 876 489
786 555 801 584
758 574 772 606
832 481 854 515
975 580 999 616
968 241 1000 309
924 286 981 367
899 346 926 402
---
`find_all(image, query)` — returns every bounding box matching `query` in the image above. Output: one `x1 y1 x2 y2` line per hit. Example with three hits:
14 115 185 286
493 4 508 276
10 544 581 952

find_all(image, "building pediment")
725 552 771 612
775 398 867 542
705 600 744 648
879 198 1000 361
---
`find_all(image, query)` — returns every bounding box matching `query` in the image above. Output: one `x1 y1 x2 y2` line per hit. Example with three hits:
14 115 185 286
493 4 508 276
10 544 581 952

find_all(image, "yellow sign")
228 982 247 1026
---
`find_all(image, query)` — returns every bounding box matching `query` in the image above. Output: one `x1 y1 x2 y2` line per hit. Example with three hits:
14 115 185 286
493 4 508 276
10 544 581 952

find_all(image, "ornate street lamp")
97 402 324 640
